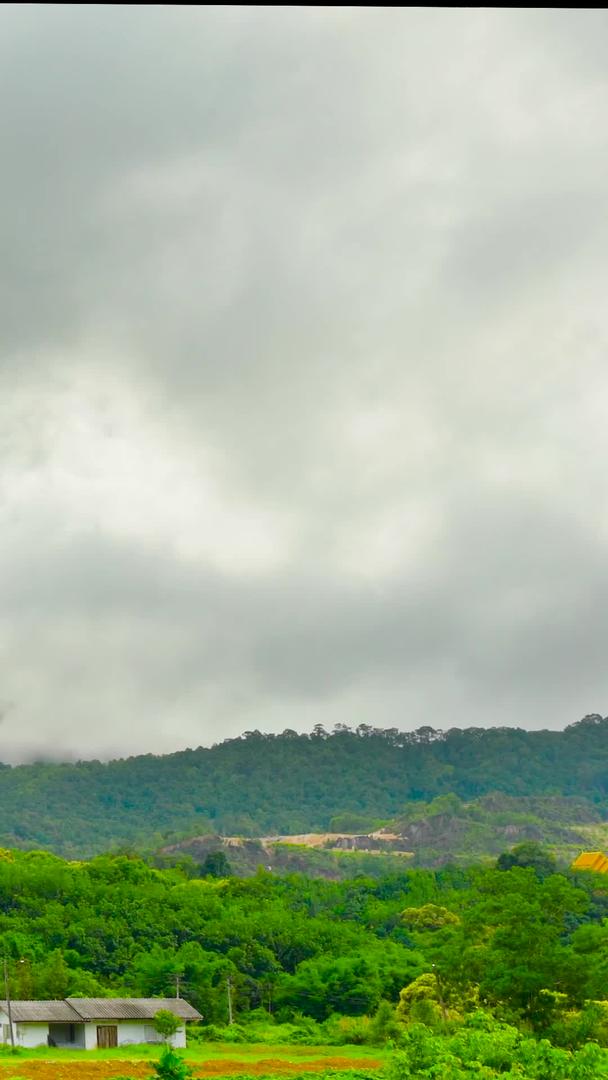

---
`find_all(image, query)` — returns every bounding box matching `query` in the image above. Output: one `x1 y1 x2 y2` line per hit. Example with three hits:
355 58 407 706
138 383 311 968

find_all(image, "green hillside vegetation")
160 792 608 878
2 716 608 857
3 845 608 1076
0 846 608 1037
391 792 608 867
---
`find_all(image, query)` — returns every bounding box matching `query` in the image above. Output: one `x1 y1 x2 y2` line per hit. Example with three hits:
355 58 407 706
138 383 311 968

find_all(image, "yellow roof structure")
572 851 608 873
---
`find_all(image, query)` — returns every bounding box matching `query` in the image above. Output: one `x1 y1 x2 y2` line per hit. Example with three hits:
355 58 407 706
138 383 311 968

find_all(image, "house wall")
16 1023 49 1048
117 1021 150 1045
84 1023 98 1050
84 1021 186 1048
115 1021 185 1047
0 1012 187 1050
0 1010 49 1048
169 1024 186 1049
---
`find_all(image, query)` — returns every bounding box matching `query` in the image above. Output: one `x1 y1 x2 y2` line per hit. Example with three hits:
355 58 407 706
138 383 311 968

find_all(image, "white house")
0 997 202 1049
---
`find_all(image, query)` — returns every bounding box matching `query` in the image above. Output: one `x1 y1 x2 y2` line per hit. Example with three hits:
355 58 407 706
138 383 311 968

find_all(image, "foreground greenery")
384 1020 608 1078
0 1042 383 1061
3 841 608 1061
3 1028 608 1079
1 1036 607 1080
3 716 608 855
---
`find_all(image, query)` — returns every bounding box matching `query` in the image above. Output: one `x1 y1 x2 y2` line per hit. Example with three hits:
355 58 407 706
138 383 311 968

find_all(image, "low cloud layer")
2 9 608 761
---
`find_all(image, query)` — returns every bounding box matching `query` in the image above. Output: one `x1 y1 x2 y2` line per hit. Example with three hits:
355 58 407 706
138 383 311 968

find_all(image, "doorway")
97 1026 118 1048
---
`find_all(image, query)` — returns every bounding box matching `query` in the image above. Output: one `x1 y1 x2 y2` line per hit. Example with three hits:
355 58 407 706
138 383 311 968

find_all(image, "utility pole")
226 975 234 1025
174 973 181 1000
3 957 15 1050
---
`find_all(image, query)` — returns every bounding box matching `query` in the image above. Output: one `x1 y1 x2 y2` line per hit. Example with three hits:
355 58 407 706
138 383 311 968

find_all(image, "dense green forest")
5 846 608 1075
2 716 608 856
0 845 608 1041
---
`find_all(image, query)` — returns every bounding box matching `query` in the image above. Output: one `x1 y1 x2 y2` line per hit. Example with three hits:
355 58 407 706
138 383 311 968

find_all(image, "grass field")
0 1043 385 1080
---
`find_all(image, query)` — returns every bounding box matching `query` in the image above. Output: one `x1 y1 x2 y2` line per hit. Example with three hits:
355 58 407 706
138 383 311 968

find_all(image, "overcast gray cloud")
2 8 608 762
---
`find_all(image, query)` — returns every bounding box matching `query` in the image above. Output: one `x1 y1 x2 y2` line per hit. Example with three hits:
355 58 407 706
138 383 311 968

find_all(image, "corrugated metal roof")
0 1001 83 1022
0 998 202 1023
66 998 202 1021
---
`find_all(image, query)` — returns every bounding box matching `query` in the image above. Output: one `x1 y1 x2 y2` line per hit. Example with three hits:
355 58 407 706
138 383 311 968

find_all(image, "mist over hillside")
1 715 607 857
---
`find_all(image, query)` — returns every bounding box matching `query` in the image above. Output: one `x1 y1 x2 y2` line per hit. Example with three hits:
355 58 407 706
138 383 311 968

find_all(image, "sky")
2 8 608 762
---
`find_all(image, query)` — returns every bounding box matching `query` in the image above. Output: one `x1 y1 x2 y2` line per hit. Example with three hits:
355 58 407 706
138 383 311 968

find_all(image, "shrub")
154 1010 182 1042
151 1047 193 1080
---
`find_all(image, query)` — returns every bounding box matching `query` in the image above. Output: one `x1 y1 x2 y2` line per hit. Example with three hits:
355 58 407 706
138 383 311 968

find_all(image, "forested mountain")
2 715 608 857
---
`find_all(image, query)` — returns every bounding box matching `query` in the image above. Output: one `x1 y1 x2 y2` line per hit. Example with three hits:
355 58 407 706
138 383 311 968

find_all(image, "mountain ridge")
1 714 608 857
